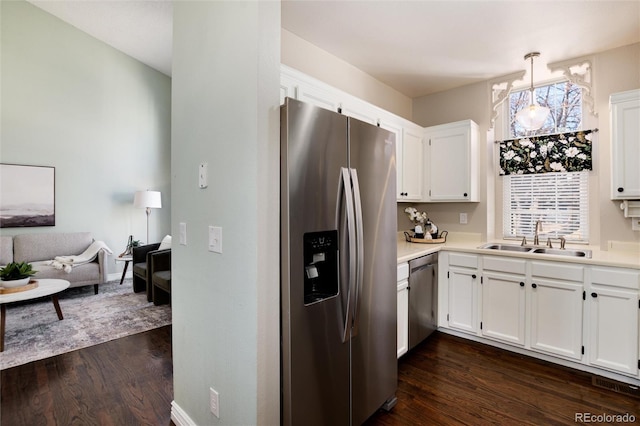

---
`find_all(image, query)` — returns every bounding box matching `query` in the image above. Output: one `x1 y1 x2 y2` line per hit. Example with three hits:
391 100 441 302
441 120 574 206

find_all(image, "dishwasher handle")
410 262 436 275
409 253 438 273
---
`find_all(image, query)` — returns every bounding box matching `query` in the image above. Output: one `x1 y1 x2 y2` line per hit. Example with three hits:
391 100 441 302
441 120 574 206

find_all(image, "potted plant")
0 261 37 288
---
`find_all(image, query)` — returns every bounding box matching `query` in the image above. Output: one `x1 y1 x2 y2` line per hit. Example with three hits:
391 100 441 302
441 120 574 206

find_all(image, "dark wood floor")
366 332 640 425
1 325 173 426
2 328 638 425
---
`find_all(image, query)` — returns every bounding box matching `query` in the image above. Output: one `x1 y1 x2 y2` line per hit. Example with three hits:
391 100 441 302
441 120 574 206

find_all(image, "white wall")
282 29 413 120
0 0 171 274
412 43 640 249
171 1 280 425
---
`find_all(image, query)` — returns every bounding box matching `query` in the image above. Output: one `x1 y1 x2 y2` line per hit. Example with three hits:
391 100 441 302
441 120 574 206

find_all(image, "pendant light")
515 52 550 131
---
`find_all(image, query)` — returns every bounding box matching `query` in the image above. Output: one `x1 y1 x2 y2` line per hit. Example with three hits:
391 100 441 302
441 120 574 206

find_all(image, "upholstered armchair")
132 235 172 302
132 243 160 301
150 249 171 305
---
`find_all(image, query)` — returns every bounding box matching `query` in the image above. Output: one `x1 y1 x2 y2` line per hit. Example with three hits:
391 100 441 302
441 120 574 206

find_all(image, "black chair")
150 249 171 305
132 243 160 302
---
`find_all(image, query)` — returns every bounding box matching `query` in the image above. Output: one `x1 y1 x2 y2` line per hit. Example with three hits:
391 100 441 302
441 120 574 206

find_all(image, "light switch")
179 222 187 245
199 163 208 188
459 213 468 224
209 226 222 253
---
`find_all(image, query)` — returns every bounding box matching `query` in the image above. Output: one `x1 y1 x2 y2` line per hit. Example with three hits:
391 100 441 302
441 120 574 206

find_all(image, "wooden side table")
115 255 133 285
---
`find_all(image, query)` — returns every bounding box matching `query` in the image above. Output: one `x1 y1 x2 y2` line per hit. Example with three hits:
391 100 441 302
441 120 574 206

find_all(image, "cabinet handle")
591 292 598 298
472 274 477 279
532 283 537 288
463 192 468 197
617 187 624 193
520 282 525 287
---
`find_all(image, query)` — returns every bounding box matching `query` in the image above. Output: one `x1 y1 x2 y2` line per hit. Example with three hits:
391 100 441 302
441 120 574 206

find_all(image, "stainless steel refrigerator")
281 97 398 426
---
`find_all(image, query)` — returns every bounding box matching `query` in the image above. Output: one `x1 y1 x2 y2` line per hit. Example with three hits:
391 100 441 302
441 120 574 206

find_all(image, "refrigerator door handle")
337 167 356 343
349 168 364 337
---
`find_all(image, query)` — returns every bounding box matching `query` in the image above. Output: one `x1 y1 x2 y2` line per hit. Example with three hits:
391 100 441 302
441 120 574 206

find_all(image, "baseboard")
171 400 197 426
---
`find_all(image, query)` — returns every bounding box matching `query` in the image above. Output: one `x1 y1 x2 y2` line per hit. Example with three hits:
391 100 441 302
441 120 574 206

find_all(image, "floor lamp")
134 190 162 244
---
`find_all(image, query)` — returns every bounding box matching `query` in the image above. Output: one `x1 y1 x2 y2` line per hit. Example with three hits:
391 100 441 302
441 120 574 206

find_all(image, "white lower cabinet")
446 254 479 334
587 267 639 376
481 257 526 346
529 276 584 360
397 263 409 358
442 251 640 382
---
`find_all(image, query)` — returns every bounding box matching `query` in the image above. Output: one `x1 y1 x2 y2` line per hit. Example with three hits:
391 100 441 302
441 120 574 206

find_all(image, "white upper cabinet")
398 126 424 201
424 120 479 202
610 89 640 200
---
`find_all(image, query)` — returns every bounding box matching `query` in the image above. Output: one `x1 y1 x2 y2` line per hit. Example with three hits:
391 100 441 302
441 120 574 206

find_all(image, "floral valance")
498 130 594 175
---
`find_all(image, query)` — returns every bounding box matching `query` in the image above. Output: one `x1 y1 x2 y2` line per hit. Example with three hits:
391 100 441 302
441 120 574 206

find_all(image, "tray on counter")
404 230 448 244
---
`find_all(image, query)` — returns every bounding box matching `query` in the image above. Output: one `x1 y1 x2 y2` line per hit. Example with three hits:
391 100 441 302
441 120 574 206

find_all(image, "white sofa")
0 232 108 294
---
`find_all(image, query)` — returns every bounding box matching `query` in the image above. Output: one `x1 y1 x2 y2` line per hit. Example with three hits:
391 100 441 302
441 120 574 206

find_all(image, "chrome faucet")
533 220 543 245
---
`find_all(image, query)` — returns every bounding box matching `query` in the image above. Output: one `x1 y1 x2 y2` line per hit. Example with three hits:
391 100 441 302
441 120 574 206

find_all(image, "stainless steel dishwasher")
408 253 438 350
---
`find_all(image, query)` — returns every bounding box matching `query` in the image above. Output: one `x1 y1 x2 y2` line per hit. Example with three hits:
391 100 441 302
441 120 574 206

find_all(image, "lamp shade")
516 100 550 131
134 190 162 209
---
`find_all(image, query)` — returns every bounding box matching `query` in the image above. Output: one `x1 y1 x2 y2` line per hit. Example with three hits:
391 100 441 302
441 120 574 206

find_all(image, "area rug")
1 279 171 370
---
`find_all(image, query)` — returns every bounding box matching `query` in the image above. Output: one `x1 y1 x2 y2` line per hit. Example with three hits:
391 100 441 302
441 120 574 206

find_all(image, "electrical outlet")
210 387 220 418
632 218 640 231
209 226 222 253
459 213 468 224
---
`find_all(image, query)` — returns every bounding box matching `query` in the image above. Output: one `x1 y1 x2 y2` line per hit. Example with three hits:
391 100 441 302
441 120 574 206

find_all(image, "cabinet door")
588 285 639 376
280 74 298 105
400 128 423 201
611 90 640 199
297 84 339 113
481 271 526 346
529 278 583 360
448 266 479 334
379 120 404 199
397 279 409 358
425 121 478 202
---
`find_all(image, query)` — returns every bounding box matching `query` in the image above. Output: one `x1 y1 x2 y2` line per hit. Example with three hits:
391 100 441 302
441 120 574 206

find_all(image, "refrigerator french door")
281 97 397 426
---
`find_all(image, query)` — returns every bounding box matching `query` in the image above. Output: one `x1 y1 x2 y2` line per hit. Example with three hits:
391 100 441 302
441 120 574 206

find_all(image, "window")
503 80 589 243
509 80 582 138
503 172 589 242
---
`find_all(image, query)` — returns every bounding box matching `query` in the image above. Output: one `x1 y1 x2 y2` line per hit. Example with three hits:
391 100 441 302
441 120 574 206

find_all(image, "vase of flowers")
404 207 428 238
0 261 37 288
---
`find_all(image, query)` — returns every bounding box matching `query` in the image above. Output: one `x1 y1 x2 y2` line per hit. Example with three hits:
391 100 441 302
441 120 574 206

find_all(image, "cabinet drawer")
592 267 640 290
483 256 526 275
531 261 583 282
449 253 478 269
397 262 409 281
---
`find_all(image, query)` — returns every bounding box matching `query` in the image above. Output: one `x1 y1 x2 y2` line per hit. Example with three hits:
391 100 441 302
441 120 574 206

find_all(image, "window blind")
503 171 589 242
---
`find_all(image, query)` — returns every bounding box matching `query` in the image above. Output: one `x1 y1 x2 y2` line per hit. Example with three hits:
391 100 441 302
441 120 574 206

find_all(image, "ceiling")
27 0 640 98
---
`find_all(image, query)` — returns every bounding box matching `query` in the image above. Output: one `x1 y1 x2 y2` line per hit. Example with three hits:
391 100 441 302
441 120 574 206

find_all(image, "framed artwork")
0 164 55 228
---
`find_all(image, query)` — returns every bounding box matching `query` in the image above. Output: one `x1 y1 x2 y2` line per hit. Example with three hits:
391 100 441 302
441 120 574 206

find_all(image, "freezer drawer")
408 253 438 350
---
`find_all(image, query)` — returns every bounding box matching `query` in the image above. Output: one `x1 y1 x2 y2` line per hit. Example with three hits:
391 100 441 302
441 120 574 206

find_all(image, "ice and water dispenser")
303 230 339 305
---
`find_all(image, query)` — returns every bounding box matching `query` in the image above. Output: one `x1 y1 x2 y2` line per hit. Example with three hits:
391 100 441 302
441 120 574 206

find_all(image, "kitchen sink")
478 243 592 258
530 247 591 257
481 243 532 253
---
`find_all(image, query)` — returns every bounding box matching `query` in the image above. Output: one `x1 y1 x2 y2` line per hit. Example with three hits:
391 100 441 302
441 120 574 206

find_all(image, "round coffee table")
0 278 70 352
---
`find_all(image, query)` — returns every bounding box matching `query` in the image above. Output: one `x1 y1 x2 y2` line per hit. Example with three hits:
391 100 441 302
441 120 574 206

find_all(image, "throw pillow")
158 235 172 251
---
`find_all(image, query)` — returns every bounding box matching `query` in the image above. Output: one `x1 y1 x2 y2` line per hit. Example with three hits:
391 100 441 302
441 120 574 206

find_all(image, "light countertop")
397 232 640 270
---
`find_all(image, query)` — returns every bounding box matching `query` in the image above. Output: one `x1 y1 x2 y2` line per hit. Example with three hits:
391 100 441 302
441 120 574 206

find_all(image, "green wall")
171 1 280 424
0 0 171 274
